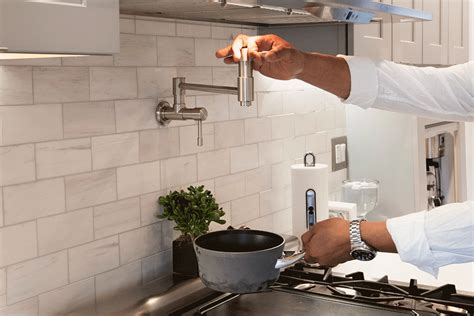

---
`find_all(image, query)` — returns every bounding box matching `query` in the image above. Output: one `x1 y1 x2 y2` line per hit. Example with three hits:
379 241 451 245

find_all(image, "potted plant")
158 185 226 277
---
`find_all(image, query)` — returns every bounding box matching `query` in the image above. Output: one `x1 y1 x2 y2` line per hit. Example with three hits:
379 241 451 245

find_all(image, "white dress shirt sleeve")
386 201 474 277
341 56 473 122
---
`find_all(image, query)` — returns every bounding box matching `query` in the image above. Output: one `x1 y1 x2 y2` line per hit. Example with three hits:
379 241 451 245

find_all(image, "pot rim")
194 229 285 256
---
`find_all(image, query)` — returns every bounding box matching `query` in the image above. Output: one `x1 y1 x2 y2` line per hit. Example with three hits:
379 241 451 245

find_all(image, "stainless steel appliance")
426 134 446 209
127 263 474 315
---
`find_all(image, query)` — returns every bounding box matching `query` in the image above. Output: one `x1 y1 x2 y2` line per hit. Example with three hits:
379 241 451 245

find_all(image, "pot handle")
275 251 305 270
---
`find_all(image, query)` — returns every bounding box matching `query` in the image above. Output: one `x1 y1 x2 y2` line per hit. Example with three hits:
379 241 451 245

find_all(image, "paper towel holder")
304 152 316 167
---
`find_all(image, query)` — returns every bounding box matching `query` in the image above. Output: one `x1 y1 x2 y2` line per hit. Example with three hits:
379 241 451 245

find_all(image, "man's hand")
215 34 305 80
301 218 353 267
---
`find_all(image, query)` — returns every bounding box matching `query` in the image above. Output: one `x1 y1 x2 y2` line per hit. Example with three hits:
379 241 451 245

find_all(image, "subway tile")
117 161 161 199
283 136 306 161
176 67 212 95
157 36 194 67
214 120 244 149
38 278 95 316
195 94 229 122
161 220 176 249
244 215 273 232
62 55 114 66
0 144 35 186
257 92 283 117
244 117 271 144
36 138 91 179
214 173 246 203
160 155 197 189
119 223 162 264
212 66 238 87
197 148 230 181
258 139 284 166
92 132 139 169
63 101 115 138
0 189 3 227
259 187 285 216
211 24 242 39
65 169 117 211
271 114 295 139
37 208 93 256
0 58 60 66
177 21 211 38
94 198 140 239
7 251 68 304
0 66 32 105
316 109 336 131
179 123 214 155
329 168 347 194
230 144 258 173
0 268 5 298
282 89 322 114
137 67 177 99
0 221 37 268
271 161 292 188
120 17 135 34
115 98 158 132
68 236 119 282
139 128 179 162
294 112 318 136
306 131 328 155
142 249 172 284
0 104 62 146
3 178 65 225
90 67 137 101
231 194 259 226
0 297 38 316
135 18 175 36
115 34 157 67
195 38 229 67
228 96 258 120
334 103 346 128
244 165 272 195
140 191 163 226
33 67 89 103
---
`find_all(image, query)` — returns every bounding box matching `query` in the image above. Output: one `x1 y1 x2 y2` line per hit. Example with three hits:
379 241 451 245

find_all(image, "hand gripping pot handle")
274 251 306 269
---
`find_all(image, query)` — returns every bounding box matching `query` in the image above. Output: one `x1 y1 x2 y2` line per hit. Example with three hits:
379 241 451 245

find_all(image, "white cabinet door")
350 0 393 60
0 0 119 55
392 0 423 64
448 0 469 64
422 0 449 65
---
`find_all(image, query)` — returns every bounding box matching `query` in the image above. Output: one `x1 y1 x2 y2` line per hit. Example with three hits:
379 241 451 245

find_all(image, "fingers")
215 45 232 59
215 34 248 61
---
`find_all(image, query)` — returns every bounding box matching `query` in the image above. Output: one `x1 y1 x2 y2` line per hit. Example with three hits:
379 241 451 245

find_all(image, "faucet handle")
197 120 203 147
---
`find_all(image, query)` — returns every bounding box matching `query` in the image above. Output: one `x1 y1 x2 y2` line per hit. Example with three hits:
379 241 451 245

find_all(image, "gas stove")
147 263 474 316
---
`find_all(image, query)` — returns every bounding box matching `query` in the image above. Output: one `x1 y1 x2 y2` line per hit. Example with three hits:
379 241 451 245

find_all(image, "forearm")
296 52 351 99
360 221 397 253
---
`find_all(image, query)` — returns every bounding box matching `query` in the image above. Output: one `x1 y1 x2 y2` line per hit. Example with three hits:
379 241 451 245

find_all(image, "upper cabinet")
447 0 469 65
392 0 423 64
422 0 449 65
0 0 119 56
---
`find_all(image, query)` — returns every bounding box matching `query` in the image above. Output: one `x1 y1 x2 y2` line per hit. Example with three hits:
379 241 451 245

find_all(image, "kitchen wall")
0 16 347 315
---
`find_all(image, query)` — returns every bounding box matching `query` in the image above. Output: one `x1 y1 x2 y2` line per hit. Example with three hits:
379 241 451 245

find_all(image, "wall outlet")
331 136 348 171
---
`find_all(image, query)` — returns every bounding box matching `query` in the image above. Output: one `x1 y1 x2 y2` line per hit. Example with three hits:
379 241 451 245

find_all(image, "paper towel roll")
291 162 329 239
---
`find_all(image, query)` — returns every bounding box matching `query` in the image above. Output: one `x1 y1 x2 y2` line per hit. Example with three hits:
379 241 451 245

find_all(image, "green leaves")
158 185 226 239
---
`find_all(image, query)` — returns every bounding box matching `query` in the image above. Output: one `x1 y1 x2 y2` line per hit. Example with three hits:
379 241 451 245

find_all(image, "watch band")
349 219 365 245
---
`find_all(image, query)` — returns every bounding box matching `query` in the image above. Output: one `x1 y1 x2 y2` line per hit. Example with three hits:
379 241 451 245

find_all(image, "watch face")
351 249 376 261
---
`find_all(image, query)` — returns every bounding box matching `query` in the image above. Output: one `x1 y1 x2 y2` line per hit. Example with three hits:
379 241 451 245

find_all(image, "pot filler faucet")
155 47 254 146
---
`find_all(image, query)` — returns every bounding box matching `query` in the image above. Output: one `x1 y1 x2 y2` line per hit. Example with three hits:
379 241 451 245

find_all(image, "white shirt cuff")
386 211 439 277
338 55 379 109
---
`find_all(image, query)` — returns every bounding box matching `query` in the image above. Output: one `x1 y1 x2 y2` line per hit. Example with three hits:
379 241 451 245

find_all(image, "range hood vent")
120 0 432 26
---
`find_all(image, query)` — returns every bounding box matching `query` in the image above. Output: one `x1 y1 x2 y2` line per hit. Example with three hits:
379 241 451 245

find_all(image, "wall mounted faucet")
155 48 254 146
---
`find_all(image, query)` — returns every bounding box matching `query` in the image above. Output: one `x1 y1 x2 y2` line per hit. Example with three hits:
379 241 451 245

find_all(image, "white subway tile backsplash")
120 17 136 34
271 114 295 139
195 38 229 67
7 251 68 304
157 36 194 67
33 67 89 103
179 124 214 155
176 67 213 93
244 215 273 232
230 144 258 173
282 136 306 161
135 18 175 36
62 55 114 67
38 278 95 316
212 66 238 87
228 97 258 120
306 131 328 154
0 297 38 316
117 161 160 199
294 112 318 136
65 169 117 211
115 99 158 132
119 223 162 264
63 101 115 138
0 58 60 66
37 208 93 256
90 67 137 101
271 161 292 189
231 194 259 226
137 67 177 99
259 187 285 216
0 144 35 186
0 221 37 268
177 21 211 38
214 173 246 203
214 120 244 149
244 166 272 195
0 190 3 227
211 24 242 39
0 267 5 298
68 236 119 282
195 94 229 122
115 34 157 67
140 191 163 226
316 110 336 131
94 198 140 239
258 139 284 166
139 128 179 162
273 208 292 234
3 178 65 225
244 117 271 144
141 249 172 284
0 104 62 146
197 149 230 181
92 132 139 169
257 92 283 117
161 155 197 188
36 138 91 179
0 66 32 106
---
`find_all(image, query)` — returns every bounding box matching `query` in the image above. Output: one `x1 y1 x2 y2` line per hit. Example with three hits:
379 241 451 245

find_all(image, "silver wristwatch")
349 219 377 261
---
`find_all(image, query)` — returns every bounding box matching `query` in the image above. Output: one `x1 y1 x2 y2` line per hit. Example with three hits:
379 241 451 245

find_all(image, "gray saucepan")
193 229 305 294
